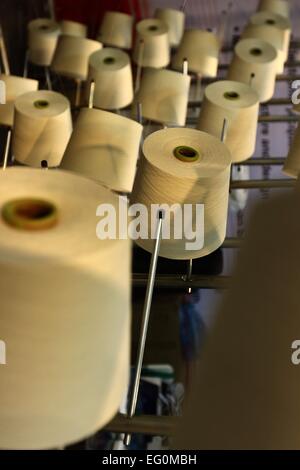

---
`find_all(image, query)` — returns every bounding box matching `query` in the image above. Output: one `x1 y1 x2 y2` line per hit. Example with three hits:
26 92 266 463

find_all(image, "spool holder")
0 24 10 75
2 129 11 170
0 36 298 443
135 39 145 93
23 49 53 90
88 80 95 109
124 211 164 446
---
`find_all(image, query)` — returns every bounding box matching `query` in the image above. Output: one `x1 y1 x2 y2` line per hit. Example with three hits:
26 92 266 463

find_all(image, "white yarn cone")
249 11 291 62
12 90 72 168
154 8 185 47
197 80 260 162
0 167 130 449
257 0 290 18
227 38 277 103
0 74 38 127
132 68 190 126
174 187 300 450
172 29 220 77
132 19 170 69
51 35 102 81
60 20 87 38
97 11 133 50
61 108 142 193
242 24 285 73
131 128 231 260
87 47 133 110
27 18 61 66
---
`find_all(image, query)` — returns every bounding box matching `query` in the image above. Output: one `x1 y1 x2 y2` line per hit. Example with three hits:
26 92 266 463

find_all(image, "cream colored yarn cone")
12 90 72 168
87 47 133 110
227 38 277 103
172 29 220 77
60 20 87 37
132 19 170 69
249 11 291 62
0 74 38 127
131 128 231 260
27 18 61 66
242 24 285 73
97 11 133 50
51 35 102 81
257 0 290 18
154 8 185 47
283 122 300 178
197 80 259 163
0 167 130 450
61 108 142 193
174 188 300 450
132 68 190 126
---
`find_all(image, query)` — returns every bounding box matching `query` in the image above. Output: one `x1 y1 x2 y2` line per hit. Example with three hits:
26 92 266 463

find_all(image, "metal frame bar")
105 414 177 437
230 179 294 189
187 115 300 125
217 62 300 72
235 158 285 166
188 98 293 108
132 274 230 289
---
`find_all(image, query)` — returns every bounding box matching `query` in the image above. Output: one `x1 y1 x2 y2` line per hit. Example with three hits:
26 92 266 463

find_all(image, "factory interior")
0 0 300 455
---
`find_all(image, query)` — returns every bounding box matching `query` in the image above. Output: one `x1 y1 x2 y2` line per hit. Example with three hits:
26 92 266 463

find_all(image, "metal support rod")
235 157 285 166
88 80 95 109
194 74 202 101
221 118 228 143
125 212 164 446
180 0 189 11
249 72 255 87
23 50 29 78
230 178 295 189
45 67 52 91
48 0 56 21
136 102 143 124
2 129 11 170
132 274 230 290
183 58 188 76
75 79 81 108
0 25 10 75
106 413 178 437
185 259 193 294
135 40 144 93
222 237 242 249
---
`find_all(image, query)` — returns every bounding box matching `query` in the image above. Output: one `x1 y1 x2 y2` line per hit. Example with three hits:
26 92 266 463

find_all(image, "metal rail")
132 274 231 289
188 98 293 108
230 179 294 189
235 158 285 166
105 414 178 437
187 115 300 125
